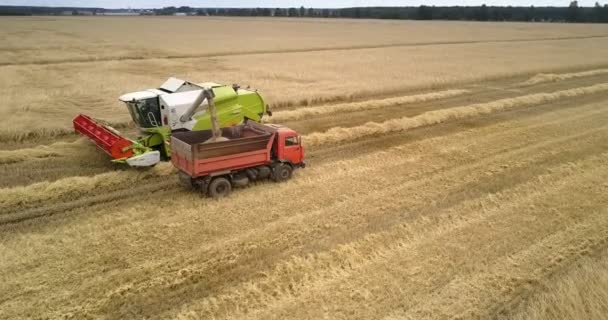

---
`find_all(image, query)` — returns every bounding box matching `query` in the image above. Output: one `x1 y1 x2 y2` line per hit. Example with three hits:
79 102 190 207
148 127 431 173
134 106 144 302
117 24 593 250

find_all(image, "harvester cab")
119 78 212 132
73 77 269 167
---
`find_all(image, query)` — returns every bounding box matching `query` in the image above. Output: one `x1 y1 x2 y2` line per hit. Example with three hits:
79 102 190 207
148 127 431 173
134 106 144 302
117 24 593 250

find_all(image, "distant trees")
417 6 434 20
567 1 580 21
591 2 608 22
3 4 608 22
155 6 177 15
325 5 608 22
477 4 489 21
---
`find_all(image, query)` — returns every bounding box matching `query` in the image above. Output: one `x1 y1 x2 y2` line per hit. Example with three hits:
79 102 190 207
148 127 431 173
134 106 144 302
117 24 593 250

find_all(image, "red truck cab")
171 121 305 198
265 124 305 166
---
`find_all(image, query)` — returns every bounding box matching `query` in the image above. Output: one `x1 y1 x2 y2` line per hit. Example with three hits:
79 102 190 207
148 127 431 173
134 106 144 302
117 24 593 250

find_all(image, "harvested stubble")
0 162 174 212
524 68 608 85
269 89 469 122
4 22 608 142
2 92 608 319
0 146 60 164
3 17 608 66
303 82 608 147
509 250 608 320
3 17 608 320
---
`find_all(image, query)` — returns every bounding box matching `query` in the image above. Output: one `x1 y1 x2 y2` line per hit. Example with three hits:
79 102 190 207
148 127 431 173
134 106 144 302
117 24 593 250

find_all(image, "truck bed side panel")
171 124 275 178
171 137 196 176
193 149 270 176
195 135 270 159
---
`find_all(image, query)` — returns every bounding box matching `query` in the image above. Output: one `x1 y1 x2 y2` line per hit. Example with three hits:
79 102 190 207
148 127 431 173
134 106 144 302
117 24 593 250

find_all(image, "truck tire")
208 177 232 198
257 166 271 179
232 175 250 187
178 171 195 190
272 163 292 182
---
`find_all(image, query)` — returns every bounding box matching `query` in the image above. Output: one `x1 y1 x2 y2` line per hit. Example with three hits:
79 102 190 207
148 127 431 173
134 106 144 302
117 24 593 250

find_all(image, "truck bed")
171 123 275 177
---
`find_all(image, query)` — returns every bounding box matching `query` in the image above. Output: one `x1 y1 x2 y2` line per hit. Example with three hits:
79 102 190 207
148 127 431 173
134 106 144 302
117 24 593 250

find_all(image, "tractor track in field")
1 95 604 227
0 79 604 228
209 155 608 320
283 72 608 134
0 96 603 231
24 91 608 320
2 69 608 319
0 180 180 226
3 71 608 189
196 104 608 320
2 72 608 228
2 34 608 67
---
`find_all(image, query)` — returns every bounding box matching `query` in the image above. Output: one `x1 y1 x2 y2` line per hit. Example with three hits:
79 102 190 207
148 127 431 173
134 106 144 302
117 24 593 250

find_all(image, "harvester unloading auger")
73 78 270 167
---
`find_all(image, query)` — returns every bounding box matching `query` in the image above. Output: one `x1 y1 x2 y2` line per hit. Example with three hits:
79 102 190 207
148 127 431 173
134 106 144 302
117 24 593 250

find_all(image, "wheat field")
1 16 608 319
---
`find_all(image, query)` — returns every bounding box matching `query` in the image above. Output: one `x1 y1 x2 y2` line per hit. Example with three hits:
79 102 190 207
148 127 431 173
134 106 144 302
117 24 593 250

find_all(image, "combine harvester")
73 78 270 167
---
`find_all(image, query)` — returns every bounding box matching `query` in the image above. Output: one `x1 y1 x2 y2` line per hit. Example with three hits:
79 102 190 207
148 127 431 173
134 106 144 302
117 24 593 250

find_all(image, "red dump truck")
171 121 305 197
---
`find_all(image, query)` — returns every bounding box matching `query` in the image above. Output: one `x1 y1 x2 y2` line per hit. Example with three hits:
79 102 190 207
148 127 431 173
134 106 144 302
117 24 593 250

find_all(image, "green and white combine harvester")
73 78 270 167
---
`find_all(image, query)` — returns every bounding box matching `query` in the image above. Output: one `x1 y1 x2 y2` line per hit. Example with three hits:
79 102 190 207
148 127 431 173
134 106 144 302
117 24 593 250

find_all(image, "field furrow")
2 18 608 320
3 34 608 67
3 70 608 190
2 81 608 318
232 154 608 320
303 82 608 146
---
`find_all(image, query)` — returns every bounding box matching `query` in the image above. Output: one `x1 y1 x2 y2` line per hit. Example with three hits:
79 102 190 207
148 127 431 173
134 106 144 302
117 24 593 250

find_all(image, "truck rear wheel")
208 177 232 198
178 171 195 190
272 163 292 182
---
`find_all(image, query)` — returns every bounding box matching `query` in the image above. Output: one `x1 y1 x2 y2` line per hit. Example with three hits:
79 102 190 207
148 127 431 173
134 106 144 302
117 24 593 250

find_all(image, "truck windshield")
125 98 161 128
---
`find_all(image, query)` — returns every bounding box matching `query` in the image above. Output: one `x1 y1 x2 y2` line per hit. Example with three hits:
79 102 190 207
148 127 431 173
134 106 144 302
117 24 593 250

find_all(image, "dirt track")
1 71 608 319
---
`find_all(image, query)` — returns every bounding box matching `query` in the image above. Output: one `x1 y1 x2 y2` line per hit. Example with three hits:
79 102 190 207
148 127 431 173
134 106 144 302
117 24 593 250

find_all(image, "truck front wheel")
272 163 292 182
208 177 232 198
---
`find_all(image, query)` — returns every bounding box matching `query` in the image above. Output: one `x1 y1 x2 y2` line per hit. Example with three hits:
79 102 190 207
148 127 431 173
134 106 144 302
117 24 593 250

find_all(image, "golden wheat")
0 146 60 164
303 83 608 146
524 68 608 85
0 162 173 211
0 139 93 164
510 251 608 320
3 17 608 65
269 89 469 122
3 18 608 141
2 17 608 320
176 153 608 319
2 95 608 319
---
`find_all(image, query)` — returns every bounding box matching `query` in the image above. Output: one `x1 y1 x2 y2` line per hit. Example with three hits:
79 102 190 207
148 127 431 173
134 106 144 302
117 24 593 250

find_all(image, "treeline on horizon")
2 2 608 23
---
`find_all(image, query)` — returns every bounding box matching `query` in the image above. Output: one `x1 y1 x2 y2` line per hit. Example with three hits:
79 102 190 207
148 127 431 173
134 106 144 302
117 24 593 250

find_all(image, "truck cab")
267 124 305 166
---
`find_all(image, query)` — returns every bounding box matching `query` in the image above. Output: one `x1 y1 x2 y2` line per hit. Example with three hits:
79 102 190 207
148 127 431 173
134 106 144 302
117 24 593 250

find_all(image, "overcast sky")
1 0 594 8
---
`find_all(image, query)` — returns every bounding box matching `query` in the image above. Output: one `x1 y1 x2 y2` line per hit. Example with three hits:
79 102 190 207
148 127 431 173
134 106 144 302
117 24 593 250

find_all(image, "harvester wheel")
208 177 232 198
272 163 292 182
153 144 169 161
